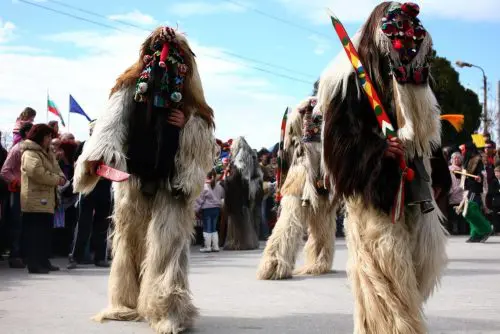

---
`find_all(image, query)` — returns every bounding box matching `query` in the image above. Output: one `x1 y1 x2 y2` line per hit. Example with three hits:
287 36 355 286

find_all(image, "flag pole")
68 100 71 133
46 89 49 123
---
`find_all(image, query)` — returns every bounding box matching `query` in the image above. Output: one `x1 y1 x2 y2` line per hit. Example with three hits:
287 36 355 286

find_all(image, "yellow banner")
471 134 486 148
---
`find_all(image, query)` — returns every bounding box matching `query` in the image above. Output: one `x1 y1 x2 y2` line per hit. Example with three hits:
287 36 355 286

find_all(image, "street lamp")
456 60 488 133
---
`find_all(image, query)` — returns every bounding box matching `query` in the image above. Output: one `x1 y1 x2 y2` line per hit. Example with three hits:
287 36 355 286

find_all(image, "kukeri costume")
223 137 263 250
318 3 447 333
74 26 217 334
257 97 337 280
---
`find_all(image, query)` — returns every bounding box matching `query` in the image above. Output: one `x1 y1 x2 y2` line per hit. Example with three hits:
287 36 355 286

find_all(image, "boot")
211 232 220 252
200 232 212 253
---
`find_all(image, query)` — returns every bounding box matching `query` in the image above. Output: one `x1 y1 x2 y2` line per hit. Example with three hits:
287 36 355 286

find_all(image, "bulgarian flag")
47 94 66 126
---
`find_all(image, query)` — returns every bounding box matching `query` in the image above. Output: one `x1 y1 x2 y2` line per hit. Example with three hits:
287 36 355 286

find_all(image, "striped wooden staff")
327 9 414 222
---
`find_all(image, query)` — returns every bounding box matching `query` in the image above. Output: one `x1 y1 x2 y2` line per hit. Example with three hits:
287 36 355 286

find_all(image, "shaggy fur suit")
257 97 337 280
74 31 217 334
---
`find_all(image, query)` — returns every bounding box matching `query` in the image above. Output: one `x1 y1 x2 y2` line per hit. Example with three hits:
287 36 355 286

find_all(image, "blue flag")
69 95 91 122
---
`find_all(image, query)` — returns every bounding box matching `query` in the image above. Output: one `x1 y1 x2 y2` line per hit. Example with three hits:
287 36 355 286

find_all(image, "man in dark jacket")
68 120 112 269
486 166 500 234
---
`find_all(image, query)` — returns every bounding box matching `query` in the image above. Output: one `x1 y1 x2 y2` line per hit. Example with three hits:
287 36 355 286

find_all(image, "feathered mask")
134 26 189 108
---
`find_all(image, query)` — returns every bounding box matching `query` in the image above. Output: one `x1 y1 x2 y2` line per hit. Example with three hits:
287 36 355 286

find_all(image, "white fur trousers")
256 195 336 280
344 197 447 334
93 181 198 334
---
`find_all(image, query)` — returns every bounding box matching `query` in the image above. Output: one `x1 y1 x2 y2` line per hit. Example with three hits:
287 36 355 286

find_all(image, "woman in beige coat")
21 124 66 274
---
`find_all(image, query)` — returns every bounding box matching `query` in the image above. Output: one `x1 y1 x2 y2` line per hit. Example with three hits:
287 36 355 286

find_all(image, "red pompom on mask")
393 39 403 50
159 43 170 68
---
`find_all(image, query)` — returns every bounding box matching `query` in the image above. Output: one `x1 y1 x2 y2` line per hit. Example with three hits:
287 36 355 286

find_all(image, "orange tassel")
440 114 465 132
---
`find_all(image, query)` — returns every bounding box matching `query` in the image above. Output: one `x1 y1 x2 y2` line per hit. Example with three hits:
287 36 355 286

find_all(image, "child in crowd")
13 107 36 146
195 170 224 253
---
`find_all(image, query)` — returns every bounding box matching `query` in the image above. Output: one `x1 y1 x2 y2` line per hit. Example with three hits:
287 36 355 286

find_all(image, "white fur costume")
257 97 337 280
317 3 448 333
73 30 217 334
223 137 264 250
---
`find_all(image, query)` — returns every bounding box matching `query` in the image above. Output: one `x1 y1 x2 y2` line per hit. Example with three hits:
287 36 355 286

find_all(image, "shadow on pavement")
191 312 500 334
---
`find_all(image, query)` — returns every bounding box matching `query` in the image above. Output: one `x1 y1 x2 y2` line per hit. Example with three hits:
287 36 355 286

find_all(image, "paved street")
1 236 500 334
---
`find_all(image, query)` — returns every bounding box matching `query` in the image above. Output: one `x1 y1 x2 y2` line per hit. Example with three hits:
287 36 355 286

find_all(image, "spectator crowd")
0 107 112 274
1 107 497 272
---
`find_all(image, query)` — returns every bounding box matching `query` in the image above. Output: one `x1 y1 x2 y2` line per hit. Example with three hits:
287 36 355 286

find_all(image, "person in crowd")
442 146 454 165
486 165 500 235
0 131 9 260
258 148 274 240
448 152 466 235
484 132 496 149
68 121 111 269
53 139 79 256
481 152 494 220
13 107 36 146
258 148 274 181
48 121 59 138
195 169 224 253
484 141 496 166
60 133 75 142
51 137 63 160
20 124 66 274
460 142 492 242
1 123 33 268
220 157 229 180
462 143 485 206
482 150 495 185
0 132 7 167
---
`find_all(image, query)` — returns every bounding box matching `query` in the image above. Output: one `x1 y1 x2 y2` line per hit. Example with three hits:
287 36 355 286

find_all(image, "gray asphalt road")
1 237 500 333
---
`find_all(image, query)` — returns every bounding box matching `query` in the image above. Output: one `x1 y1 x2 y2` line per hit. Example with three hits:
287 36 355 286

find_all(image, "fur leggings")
345 197 447 334
256 195 336 280
93 180 198 334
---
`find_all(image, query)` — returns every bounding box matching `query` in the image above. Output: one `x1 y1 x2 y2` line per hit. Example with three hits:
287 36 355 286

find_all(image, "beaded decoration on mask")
134 27 189 108
381 2 429 85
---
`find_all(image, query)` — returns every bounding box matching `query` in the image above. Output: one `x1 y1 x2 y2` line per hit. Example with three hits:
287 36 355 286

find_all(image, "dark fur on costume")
223 139 263 250
126 101 180 190
322 2 426 213
323 74 401 214
223 163 259 250
224 163 250 215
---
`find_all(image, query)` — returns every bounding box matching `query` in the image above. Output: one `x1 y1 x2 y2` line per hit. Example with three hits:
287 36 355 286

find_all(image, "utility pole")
483 74 488 134
456 60 489 134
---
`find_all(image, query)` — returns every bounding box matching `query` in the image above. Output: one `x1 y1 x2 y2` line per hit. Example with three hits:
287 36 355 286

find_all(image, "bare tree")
1 129 13 150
